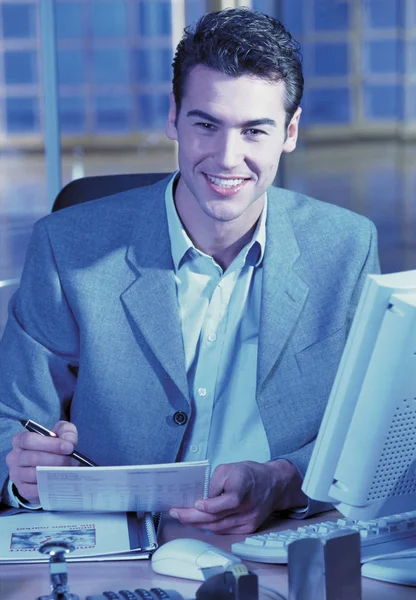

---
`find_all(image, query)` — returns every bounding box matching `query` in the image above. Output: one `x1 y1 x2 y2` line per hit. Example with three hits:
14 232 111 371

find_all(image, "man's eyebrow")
187 110 222 124
186 109 277 128
243 118 277 128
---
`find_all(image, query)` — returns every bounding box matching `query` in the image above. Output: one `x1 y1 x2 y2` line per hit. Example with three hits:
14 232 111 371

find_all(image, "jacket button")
173 411 188 425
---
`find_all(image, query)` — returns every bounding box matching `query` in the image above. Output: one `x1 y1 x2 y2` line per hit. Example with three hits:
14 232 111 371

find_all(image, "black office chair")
52 172 170 212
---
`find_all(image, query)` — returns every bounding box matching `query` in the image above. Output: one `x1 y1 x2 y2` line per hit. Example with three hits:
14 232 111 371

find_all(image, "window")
5 97 39 133
4 51 37 85
91 0 128 37
95 95 132 131
1 3 36 39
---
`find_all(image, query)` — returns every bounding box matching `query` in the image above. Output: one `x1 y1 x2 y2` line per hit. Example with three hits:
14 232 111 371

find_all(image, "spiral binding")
203 463 211 499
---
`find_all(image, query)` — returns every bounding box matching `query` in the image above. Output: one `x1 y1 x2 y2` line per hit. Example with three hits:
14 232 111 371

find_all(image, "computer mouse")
151 537 242 581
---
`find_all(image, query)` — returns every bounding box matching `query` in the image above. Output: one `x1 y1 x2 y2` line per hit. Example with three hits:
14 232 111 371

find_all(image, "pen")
20 419 97 467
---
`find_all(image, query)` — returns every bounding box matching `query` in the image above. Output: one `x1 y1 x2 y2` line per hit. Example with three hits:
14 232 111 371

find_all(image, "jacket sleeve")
0 218 79 499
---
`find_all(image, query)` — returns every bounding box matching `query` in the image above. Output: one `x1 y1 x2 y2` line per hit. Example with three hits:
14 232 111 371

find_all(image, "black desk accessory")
36 541 80 600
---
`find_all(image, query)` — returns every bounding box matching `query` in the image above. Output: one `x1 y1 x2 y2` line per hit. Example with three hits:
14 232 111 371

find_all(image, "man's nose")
215 131 244 169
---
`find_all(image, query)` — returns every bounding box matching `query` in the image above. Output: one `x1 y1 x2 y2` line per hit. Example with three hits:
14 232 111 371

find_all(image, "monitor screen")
303 270 416 520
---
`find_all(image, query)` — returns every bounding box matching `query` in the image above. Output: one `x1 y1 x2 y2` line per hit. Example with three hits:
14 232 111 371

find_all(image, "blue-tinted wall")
0 0 411 139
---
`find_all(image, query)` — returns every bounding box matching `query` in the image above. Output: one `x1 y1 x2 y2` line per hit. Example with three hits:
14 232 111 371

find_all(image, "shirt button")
190 445 199 453
173 411 188 425
208 333 217 342
197 388 207 397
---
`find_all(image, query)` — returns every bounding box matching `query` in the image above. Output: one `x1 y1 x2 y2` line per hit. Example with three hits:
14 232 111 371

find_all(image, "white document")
0 511 156 563
37 460 211 512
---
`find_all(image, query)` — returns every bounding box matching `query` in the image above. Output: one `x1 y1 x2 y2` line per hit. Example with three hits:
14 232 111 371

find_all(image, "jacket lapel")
119 183 309 405
257 189 309 391
120 183 189 403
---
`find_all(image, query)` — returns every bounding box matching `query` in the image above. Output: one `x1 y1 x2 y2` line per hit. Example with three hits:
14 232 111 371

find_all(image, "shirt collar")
165 171 267 272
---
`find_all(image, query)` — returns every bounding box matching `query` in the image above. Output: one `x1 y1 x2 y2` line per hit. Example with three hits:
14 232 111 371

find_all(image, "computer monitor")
303 269 416 520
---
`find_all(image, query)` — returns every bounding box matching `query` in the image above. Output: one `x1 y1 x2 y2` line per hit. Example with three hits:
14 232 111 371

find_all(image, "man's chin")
201 201 252 224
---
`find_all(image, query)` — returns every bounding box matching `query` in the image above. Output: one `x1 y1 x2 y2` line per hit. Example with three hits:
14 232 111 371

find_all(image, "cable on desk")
362 550 416 564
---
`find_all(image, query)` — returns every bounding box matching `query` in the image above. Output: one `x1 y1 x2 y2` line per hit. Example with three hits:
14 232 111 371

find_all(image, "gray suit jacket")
0 176 379 515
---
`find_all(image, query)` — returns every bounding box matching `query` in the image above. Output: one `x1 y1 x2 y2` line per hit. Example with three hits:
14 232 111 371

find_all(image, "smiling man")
167 66 299 271
0 8 379 533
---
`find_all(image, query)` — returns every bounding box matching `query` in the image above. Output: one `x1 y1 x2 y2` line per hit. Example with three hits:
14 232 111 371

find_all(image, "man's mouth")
205 174 249 195
206 175 247 188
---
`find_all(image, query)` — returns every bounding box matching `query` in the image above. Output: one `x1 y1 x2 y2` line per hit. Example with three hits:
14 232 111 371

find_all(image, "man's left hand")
169 459 307 534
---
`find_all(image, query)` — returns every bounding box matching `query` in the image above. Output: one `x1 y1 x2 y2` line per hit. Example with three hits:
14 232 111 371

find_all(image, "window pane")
2 3 36 39
91 0 128 37
281 0 304 36
314 43 349 77
363 39 404 75
56 2 85 39
58 49 86 85
409 2 416 27
303 87 352 124
405 85 416 121
92 47 130 84
406 40 416 74
362 0 404 29
138 93 169 130
252 0 279 15
313 0 350 31
363 84 403 120
135 48 172 84
59 97 86 132
95 95 132 131
5 97 40 133
366 170 402 241
185 0 207 26
4 51 38 85
137 1 172 36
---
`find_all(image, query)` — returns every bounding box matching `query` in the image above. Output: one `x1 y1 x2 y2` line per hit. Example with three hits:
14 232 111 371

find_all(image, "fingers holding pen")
13 428 75 457
16 419 79 456
6 421 80 503
52 420 78 446
7 429 78 481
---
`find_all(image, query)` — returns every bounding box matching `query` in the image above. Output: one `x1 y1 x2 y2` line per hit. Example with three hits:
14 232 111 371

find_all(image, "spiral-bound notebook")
36 460 211 512
0 510 161 563
0 460 210 564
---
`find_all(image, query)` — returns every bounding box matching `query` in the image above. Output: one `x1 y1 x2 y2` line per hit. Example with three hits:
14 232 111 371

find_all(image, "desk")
1 513 415 599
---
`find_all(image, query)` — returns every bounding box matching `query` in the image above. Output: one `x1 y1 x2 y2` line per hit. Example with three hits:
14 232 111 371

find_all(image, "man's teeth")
207 175 245 187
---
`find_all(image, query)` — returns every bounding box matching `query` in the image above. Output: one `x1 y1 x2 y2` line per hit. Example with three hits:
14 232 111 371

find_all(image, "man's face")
166 65 301 229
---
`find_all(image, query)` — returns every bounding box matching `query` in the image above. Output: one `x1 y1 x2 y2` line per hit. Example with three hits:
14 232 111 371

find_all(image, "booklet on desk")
0 510 159 563
36 459 211 512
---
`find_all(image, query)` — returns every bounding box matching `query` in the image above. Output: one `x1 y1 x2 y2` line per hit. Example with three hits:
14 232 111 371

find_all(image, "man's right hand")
6 420 78 503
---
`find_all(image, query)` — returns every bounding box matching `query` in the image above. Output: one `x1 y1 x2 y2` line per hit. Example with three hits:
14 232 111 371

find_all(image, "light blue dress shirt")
165 173 271 472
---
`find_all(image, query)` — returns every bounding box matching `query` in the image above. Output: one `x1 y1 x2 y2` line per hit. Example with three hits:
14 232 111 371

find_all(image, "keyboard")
231 511 416 564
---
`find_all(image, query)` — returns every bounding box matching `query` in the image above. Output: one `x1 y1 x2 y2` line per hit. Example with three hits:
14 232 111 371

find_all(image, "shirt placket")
188 269 236 460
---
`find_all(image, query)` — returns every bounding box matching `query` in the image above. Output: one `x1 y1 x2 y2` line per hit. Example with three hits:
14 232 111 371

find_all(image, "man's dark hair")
172 7 304 130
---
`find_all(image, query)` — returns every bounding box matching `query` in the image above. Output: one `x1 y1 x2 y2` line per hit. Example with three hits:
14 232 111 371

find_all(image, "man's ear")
282 107 302 154
166 92 178 141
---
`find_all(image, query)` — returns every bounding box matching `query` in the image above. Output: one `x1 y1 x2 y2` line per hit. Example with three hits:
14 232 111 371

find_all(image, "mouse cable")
362 549 416 564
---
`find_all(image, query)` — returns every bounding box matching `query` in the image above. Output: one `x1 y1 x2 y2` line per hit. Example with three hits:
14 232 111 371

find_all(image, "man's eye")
195 122 216 130
245 128 266 137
